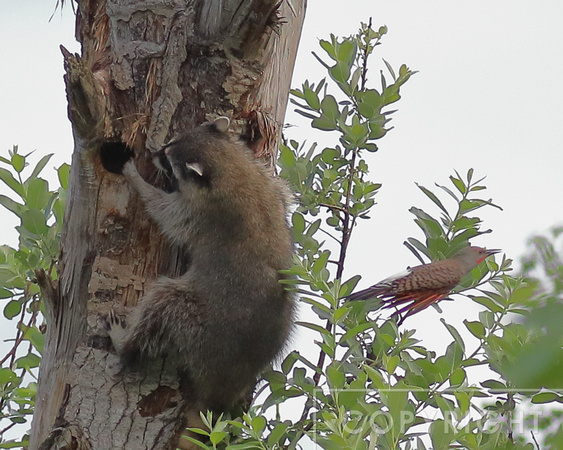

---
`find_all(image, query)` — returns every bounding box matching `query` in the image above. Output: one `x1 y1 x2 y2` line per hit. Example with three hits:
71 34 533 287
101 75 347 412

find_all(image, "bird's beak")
486 249 501 256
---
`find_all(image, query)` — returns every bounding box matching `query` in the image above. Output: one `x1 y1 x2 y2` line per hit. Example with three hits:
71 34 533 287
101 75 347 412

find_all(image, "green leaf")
250 415 266 433
294 108 317 120
320 38 337 60
30 154 54 180
454 390 471 415
383 59 396 81
15 353 41 370
356 89 382 118
267 421 290 446
4 300 22 319
52 196 65 226
436 183 459 202
329 61 350 84
349 67 362 93
321 148 339 164
313 252 330 277
312 115 337 131
326 364 345 389
450 368 466 386
464 320 486 339
209 431 227 445
368 116 387 140
0 267 18 284
11 154 26 173
340 322 375 343
385 355 400 374
339 275 361 297
480 379 506 392
22 326 44 354
21 209 48 235
0 168 25 197
303 87 321 110
0 368 18 384
472 296 503 313
262 370 287 389
314 78 327 94
444 341 463 371
279 146 296 168
531 392 560 404
405 237 429 259
296 321 331 336
478 310 494 328
451 216 480 231
0 439 30 448
430 419 455 450
320 95 339 122
292 213 305 233
416 183 449 215
450 175 466 194
382 83 401 105
25 178 49 209
349 117 369 142
336 39 356 66
441 319 465 353
57 163 70 190
0 195 24 217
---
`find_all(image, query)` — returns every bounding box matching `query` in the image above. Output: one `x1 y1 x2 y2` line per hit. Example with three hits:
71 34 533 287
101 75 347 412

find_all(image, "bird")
346 246 500 324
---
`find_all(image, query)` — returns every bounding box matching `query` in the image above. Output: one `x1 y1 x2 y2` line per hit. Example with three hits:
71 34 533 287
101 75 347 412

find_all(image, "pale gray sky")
1 0 562 438
289 1 563 346
2 1 562 263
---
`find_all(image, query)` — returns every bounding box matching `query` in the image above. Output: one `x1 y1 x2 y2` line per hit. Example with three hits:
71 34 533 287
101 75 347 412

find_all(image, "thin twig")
319 203 348 214
360 18 372 91
312 152 357 386
530 430 540 449
0 421 17 436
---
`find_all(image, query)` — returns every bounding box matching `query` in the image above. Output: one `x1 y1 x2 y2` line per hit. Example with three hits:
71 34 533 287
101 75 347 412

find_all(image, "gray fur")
109 118 295 414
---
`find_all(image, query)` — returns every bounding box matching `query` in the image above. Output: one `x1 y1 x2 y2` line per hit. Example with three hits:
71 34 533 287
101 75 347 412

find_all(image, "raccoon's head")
157 117 231 190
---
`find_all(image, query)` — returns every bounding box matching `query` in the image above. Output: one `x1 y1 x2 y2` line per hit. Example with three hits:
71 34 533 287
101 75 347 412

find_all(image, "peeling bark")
29 0 306 448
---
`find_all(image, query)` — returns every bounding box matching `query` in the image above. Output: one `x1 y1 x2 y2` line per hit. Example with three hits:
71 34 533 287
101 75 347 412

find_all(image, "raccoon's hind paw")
104 309 128 355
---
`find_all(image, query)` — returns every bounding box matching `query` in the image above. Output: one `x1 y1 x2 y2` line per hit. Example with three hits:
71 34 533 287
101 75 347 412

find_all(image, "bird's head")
455 246 500 272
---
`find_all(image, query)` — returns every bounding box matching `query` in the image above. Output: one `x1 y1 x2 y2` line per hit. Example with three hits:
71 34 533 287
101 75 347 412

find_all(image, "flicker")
346 246 500 324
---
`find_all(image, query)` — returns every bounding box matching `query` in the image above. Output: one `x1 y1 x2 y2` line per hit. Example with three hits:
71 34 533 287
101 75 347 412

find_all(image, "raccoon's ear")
212 116 230 133
186 162 204 177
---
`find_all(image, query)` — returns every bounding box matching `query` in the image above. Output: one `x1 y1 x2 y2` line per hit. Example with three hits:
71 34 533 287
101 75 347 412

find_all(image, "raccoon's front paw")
104 309 128 355
121 160 139 179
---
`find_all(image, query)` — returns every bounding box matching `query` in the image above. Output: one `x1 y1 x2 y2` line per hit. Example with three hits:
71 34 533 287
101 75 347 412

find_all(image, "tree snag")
29 1 306 448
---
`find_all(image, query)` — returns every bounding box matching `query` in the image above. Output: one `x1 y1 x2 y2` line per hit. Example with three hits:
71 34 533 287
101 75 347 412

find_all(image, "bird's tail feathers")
345 285 387 302
388 291 448 324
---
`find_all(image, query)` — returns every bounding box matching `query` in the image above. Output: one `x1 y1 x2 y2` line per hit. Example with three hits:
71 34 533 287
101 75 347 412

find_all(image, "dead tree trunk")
29 0 306 448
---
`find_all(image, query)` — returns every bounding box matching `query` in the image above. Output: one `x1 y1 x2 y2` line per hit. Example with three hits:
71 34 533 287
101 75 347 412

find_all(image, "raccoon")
107 116 295 440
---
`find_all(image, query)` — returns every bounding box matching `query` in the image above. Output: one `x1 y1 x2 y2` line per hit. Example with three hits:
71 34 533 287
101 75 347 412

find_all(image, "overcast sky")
1 0 562 423
289 1 563 349
2 2 562 259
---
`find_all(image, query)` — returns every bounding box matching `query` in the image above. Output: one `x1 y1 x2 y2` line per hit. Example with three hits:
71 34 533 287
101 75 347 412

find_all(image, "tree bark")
29 0 306 448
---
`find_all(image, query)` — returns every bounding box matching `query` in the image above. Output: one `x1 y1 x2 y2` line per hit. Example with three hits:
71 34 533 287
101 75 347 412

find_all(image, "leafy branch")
0 145 68 447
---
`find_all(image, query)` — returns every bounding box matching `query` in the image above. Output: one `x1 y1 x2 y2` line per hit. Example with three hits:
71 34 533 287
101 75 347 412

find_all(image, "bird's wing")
394 261 462 292
345 269 413 302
